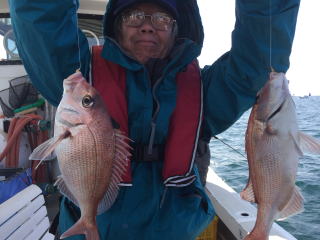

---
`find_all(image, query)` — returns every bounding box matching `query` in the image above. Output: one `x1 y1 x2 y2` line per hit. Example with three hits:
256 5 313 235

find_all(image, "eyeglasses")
122 10 176 31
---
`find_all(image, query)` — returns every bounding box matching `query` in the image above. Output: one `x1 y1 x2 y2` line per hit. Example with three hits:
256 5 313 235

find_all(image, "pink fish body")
241 72 320 240
30 72 131 240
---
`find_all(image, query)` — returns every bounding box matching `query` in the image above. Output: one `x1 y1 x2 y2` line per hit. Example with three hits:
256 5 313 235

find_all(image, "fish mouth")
61 106 78 112
64 72 84 83
57 107 84 128
58 118 84 128
256 72 290 122
266 100 285 121
63 72 85 91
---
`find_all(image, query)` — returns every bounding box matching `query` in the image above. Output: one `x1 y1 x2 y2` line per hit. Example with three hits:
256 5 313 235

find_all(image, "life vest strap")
131 144 165 162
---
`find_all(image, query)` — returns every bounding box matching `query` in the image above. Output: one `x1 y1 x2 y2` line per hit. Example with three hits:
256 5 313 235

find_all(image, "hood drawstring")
159 186 168 209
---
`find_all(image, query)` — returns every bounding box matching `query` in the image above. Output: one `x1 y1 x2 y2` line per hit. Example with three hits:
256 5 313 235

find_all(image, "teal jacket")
9 0 300 239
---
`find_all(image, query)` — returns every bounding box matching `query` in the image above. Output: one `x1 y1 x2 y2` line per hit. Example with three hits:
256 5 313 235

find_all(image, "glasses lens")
152 13 173 30
123 11 145 27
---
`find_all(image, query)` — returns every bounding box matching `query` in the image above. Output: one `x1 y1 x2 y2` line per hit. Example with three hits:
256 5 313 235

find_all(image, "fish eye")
82 95 95 108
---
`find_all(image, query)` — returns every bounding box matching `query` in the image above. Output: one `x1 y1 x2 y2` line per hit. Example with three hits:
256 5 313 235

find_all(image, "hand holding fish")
241 72 320 240
30 72 132 240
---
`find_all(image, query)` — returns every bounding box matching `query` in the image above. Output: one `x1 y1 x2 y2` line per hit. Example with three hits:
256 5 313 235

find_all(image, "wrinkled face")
117 3 176 64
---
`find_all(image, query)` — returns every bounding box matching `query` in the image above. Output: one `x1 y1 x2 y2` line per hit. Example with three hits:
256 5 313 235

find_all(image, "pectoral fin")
298 132 320 154
29 130 71 168
290 132 304 157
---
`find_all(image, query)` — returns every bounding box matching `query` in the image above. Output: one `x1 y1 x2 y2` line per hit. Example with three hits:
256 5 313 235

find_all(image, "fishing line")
74 0 82 71
269 0 272 69
213 136 247 160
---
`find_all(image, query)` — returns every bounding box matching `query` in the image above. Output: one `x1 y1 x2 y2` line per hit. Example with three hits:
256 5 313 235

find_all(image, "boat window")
0 13 21 65
0 13 104 65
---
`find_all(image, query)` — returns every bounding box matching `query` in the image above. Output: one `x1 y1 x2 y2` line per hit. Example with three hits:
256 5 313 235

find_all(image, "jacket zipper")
147 75 163 154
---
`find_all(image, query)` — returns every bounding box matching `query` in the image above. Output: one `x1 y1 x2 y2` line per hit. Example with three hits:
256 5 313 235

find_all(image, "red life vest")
91 46 203 187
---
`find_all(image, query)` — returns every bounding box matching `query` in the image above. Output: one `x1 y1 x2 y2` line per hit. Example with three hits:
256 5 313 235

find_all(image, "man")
9 0 300 239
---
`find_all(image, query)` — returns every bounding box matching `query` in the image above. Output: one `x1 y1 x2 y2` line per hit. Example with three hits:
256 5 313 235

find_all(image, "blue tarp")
0 168 32 204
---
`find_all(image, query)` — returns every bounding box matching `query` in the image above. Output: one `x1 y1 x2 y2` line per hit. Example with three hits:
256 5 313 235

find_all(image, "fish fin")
60 217 99 240
240 180 256 203
290 132 304 157
29 130 71 169
96 129 131 215
54 176 79 207
276 186 304 220
298 132 320 154
29 138 58 161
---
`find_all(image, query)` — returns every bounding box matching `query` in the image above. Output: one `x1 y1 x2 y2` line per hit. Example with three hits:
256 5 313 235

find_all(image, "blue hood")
103 0 204 47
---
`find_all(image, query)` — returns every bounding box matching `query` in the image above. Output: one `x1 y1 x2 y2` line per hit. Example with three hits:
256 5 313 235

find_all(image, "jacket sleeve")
201 0 300 136
9 0 90 106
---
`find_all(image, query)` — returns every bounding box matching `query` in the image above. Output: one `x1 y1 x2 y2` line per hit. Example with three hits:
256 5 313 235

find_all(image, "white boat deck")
0 185 54 240
206 168 297 240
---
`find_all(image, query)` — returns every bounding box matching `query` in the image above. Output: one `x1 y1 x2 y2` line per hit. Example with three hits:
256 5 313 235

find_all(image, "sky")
1 1 319 96
197 0 320 96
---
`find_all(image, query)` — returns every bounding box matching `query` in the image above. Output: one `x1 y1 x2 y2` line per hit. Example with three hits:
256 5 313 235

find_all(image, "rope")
0 113 50 183
0 114 42 165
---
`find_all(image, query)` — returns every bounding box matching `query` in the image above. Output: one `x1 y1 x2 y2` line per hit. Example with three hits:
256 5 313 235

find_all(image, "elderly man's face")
118 3 176 64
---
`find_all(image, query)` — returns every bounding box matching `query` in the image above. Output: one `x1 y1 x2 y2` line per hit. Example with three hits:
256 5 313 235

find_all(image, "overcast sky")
198 0 320 96
1 1 319 96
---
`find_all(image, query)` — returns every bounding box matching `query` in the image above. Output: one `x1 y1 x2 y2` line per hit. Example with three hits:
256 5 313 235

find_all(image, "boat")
0 1 298 239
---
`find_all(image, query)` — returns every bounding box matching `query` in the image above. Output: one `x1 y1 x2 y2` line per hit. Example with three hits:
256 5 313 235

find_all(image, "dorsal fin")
96 129 131 214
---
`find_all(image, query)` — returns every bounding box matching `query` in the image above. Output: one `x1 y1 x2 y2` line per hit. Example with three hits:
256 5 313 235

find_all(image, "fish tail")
60 218 100 240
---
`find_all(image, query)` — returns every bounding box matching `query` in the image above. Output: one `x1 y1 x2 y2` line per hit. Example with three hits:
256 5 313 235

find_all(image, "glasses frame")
121 11 176 31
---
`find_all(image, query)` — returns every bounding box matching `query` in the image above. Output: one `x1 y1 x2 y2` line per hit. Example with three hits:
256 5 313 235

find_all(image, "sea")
209 96 320 240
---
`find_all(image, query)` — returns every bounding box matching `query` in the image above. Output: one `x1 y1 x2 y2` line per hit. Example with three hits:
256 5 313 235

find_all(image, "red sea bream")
241 72 320 240
30 72 131 240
